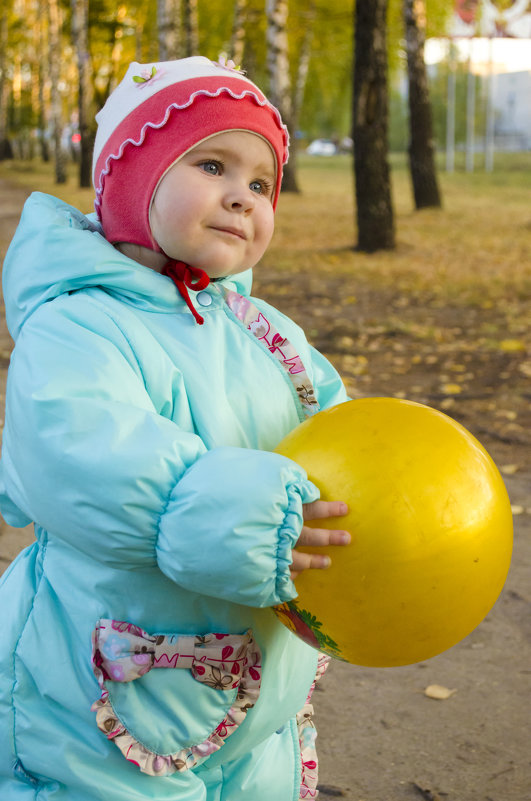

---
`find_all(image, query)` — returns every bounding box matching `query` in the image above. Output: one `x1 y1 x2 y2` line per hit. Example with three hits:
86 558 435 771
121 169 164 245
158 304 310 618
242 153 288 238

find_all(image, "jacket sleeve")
0 295 318 607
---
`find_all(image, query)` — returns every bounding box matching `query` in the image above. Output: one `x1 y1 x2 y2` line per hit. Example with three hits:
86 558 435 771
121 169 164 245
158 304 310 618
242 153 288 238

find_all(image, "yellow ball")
274 398 513 667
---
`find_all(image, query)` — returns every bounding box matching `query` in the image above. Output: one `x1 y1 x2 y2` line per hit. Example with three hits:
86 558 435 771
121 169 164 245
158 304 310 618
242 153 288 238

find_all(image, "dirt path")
0 179 529 800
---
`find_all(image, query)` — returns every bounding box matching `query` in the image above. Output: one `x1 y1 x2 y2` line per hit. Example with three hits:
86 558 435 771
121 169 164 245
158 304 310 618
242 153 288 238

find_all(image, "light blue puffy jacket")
0 193 347 801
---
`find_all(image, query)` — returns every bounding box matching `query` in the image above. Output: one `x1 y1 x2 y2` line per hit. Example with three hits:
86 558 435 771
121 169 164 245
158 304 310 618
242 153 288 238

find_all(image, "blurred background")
0 2 530 800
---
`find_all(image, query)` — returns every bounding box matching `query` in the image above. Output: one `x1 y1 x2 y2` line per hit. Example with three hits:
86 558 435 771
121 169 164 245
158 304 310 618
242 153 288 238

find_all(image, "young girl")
0 57 350 801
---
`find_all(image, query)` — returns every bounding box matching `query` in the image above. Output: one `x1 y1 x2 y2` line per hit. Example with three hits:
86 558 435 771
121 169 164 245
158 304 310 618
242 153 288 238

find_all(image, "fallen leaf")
424 684 457 700
441 383 462 395
440 398 455 410
496 410 517 421
501 464 519 475
498 339 526 352
411 783 445 801
338 336 356 349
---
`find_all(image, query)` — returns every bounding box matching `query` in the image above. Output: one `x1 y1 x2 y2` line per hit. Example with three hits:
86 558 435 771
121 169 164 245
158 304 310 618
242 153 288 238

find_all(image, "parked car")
306 138 337 156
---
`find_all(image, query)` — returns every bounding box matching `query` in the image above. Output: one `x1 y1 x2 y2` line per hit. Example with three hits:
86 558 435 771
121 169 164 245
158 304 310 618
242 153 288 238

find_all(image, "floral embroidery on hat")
132 65 166 88
214 53 246 74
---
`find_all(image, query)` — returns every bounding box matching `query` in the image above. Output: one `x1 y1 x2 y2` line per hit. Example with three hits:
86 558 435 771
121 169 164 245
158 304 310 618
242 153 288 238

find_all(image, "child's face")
150 131 276 278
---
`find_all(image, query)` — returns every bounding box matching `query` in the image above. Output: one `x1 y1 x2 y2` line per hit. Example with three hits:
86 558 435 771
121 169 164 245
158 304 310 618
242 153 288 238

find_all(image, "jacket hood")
2 192 254 342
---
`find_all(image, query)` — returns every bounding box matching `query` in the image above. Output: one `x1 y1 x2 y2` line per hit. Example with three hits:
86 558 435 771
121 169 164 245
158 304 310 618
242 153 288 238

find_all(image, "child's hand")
291 500 351 579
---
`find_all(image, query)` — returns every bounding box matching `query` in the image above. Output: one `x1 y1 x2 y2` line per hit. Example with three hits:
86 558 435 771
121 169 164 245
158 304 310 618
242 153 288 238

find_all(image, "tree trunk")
230 0 247 66
158 0 181 60
48 0 66 183
0 3 12 160
37 1 50 162
291 1 315 131
403 0 441 209
266 0 298 193
158 0 170 60
353 0 394 251
183 0 199 57
71 0 94 187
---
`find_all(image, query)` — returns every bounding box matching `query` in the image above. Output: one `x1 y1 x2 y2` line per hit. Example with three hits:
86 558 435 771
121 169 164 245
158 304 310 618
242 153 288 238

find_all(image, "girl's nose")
223 185 256 213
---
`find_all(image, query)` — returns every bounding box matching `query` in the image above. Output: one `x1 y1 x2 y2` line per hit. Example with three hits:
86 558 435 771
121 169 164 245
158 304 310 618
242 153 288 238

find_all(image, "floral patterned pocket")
91 619 262 776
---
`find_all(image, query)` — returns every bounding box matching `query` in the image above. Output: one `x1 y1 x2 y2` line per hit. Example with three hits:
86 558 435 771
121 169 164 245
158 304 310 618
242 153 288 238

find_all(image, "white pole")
466 37 475 172
446 38 456 173
485 36 495 172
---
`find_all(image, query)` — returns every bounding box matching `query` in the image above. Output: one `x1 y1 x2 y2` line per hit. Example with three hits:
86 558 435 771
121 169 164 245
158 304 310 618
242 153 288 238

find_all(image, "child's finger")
302 499 348 521
291 549 331 576
297 526 351 548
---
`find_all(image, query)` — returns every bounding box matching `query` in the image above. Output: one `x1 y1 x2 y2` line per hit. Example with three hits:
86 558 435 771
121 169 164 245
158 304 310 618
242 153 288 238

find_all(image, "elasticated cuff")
274 479 320 602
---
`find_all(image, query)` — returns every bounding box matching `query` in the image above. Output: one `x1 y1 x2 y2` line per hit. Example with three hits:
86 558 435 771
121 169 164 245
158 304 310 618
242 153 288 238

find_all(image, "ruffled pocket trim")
91 618 262 776
297 653 330 799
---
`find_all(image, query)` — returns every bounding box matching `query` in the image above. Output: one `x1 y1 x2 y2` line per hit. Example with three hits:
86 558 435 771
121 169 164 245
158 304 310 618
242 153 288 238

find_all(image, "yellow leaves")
341 354 368 376
496 409 517 421
500 464 519 475
338 336 356 350
424 684 457 700
439 398 456 410
498 339 526 352
440 383 462 395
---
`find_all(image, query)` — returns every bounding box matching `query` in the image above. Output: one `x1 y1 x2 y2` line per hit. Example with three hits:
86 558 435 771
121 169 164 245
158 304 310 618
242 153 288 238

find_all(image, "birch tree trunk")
48 0 66 183
291 1 316 137
0 3 12 160
71 0 94 187
229 0 247 66
266 0 298 193
158 0 181 60
158 0 170 60
353 0 394 251
37 0 50 162
183 0 199 57
403 0 441 208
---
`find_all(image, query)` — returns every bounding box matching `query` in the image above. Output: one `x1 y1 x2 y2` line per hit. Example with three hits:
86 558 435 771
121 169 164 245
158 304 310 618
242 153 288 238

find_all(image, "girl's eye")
250 179 272 196
200 161 222 176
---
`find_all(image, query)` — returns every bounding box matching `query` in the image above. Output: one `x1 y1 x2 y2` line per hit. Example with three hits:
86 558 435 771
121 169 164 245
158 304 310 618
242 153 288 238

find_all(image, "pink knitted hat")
92 56 289 251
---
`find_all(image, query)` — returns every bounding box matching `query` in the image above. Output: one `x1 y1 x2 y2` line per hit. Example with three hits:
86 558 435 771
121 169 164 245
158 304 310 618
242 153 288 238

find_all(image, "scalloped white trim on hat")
92 56 289 248
93 57 255 175
93 84 289 216
93 57 288 186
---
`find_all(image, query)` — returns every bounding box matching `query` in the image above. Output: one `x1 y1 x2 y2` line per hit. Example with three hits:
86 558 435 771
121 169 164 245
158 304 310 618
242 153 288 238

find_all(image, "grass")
1 150 529 311
1 150 529 322
268 152 531 299
0 151 529 463
0 158 95 215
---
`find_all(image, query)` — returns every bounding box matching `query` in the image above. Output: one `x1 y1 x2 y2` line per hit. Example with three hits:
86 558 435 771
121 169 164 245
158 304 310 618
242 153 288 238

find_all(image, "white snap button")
196 291 213 307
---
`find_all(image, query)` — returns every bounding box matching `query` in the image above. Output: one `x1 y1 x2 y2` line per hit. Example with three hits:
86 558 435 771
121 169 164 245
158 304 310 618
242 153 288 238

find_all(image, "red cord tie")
162 260 211 325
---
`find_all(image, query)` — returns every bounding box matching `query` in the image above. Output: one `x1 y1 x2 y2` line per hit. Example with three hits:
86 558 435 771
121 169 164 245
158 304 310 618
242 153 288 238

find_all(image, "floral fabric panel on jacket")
297 653 331 800
221 287 320 417
91 619 262 776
